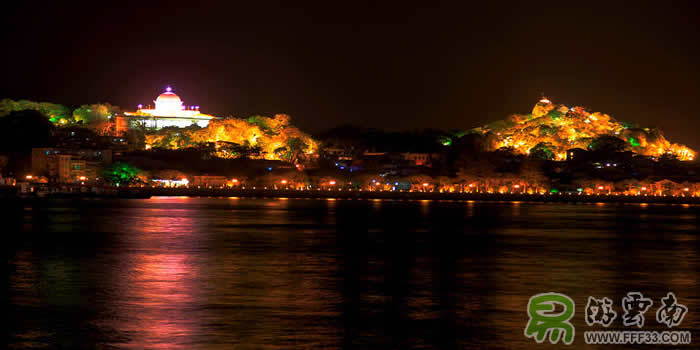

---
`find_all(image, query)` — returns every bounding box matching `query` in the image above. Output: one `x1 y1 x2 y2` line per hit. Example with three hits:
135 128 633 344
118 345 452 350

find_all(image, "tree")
0 110 55 152
350 172 382 190
246 115 272 132
125 128 146 151
403 174 434 191
457 159 498 192
529 142 555 160
103 162 142 185
286 137 308 164
72 103 119 125
588 136 627 153
0 99 72 124
519 159 548 193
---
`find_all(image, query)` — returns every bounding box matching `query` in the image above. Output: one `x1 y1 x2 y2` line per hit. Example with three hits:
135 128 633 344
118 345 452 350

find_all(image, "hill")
472 98 695 161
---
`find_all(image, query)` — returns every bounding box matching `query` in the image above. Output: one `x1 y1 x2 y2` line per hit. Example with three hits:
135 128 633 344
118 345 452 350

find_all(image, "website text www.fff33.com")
583 330 691 345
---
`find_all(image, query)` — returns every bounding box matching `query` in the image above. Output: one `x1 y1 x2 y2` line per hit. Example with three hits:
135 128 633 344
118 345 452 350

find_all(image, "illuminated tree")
0 99 73 124
616 178 641 194
519 160 548 193
285 137 308 163
457 159 497 192
438 135 452 146
350 173 381 190
258 170 309 189
529 142 555 160
177 115 317 161
587 136 626 153
403 174 434 191
435 176 453 192
73 103 119 125
103 162 142 185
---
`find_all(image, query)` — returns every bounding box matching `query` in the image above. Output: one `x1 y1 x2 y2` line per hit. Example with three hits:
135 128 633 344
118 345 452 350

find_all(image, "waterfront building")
119 87 217 131
31 148 112 183
193 175 228 187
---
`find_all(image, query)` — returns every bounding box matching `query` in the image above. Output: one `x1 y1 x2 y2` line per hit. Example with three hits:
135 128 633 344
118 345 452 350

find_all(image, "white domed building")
123 87 217 129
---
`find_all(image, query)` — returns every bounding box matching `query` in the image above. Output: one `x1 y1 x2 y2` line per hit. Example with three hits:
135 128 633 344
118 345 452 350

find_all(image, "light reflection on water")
6 198 699 349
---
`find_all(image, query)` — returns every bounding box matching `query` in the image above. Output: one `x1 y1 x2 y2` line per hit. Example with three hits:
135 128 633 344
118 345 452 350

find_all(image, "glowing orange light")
641 187 647 191
281 180 288 184
329 180 336 185
469 183 474 187
231 179 239 183
423 183 429 187
484 99 696 161
514 184 520 188
683 188 689 192
79 176 87 181
25 175 33 180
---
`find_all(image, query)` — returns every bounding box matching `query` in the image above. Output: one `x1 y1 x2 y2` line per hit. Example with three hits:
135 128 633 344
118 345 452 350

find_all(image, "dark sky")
1 1 699 148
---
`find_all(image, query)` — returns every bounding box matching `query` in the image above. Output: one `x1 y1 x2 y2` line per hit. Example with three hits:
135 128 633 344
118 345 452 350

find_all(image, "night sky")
1 1 699 148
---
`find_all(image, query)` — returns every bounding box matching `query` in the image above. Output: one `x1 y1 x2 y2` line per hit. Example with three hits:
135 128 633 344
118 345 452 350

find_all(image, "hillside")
473 98 695 161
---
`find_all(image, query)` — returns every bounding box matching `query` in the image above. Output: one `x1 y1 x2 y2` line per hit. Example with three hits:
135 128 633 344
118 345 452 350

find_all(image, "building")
401 153 443 167
193 175 228 187
321 147 353 161
121 87 217 130
31 148 112 183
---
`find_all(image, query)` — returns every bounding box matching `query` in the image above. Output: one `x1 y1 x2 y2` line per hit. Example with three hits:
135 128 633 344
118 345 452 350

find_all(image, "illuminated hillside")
145 114 318 162
474 98 695 161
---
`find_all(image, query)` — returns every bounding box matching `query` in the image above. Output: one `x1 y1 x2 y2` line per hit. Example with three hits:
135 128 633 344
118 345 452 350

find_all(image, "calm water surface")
5 197 699 349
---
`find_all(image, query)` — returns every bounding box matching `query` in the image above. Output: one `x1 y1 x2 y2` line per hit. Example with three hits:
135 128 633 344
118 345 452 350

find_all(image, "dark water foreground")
5 197 699 349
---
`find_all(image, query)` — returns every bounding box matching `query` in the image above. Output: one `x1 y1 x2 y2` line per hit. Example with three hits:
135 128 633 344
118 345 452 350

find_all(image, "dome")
155 91 182 104
153 88 185 115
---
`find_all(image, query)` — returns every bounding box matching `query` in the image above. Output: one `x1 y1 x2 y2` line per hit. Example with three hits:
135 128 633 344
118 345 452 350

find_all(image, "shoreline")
151 188 700 204
12 188 698 204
